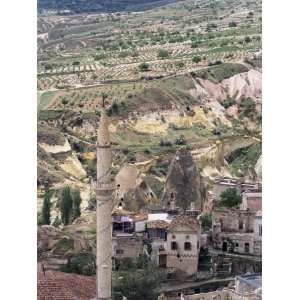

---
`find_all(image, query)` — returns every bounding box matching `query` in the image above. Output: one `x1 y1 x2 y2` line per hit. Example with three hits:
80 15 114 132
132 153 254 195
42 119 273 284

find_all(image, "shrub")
244 36 251 43
239 97 256 118
61 252 96 276
94 53 106 61
192 56 202 63
175 135 187 145
221 96 236 108
72 61 80 66
138 62 150 72
157 49 170 59
229 21 237 27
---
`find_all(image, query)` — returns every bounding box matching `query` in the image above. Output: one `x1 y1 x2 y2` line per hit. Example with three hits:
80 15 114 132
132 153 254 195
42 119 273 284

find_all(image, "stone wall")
112 234 144 259
212 209 255 233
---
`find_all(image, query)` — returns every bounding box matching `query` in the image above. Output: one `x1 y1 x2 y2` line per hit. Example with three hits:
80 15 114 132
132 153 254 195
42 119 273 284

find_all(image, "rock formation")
161 149 203 211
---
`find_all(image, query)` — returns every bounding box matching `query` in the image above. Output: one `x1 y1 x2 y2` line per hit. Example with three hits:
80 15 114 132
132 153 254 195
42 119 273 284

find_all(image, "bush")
138 62 150 72
113 263 164 300
157 49 170 59
159 139 172 147
72 61 80 66
175 135 187 145
239 97 256 118
61 252 96 276
94 53 106 61
244 36 251 43
192 56 202 63
221 96 236 108
229 21 237 27
219 188 242 208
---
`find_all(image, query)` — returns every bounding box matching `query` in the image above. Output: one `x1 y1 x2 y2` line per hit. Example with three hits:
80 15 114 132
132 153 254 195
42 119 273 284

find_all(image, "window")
171 241 177 250
116 249 124 255
172 235 176 239
239 219 243 230
235 243 239 247
259 225 262 236
186 235 190 239
184 242 191 251
197 241 200 249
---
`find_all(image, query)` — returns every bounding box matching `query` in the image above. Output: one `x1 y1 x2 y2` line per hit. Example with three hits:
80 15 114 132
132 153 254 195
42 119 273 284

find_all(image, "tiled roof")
168 215 199 231
37 269 96 300
147 220 169 229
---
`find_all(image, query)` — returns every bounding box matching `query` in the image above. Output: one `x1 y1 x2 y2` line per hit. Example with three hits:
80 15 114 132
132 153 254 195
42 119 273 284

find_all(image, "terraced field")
38 0 261 91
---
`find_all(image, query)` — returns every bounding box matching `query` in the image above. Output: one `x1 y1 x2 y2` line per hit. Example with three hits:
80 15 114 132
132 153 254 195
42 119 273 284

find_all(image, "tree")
72 188 82 221
200 213 212 229
219 188 242 208
42 191 51 225
60 186 73 225
113 263 164 300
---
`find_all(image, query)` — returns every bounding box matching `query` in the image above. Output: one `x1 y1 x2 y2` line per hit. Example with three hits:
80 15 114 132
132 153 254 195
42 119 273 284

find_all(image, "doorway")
222 241 228 252
245 242 250 253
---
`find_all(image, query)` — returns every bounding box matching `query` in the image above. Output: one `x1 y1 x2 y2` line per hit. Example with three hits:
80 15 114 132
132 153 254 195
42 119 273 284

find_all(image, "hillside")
38 0 181 14
37 0 262 267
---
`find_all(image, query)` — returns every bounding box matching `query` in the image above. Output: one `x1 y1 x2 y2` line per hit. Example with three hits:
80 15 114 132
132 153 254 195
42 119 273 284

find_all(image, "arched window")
184 242 191 251
171 241 177 250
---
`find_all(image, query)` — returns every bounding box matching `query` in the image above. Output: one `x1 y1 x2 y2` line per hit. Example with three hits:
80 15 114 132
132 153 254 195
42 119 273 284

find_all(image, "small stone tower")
94 100 115 300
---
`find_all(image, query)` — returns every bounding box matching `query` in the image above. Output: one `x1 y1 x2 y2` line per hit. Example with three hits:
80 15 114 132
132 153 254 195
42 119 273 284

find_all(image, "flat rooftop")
236 273 262 289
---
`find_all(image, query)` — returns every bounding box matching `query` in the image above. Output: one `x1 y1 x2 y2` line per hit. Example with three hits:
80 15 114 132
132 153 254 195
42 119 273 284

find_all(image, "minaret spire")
94 95 114 300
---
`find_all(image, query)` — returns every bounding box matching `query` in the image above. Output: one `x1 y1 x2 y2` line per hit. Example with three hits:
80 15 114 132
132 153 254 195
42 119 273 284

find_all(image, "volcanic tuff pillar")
95 103 114 300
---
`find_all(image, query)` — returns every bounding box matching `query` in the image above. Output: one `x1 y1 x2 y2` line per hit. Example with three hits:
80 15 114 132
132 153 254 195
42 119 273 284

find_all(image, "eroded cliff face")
115 164 160 212
161 149 203 210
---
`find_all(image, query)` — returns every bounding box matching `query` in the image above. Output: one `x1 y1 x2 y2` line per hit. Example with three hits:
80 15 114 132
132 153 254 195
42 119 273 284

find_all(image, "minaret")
94 98 114 300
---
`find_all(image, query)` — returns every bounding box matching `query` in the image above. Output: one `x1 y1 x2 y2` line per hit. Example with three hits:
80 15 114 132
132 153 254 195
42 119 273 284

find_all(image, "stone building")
166 216 201 276
212 209 257 255
240 191 262 212
212 177 261 203
253 211 262 256
112 233 144 260
147 220 169 268
159 274 262 300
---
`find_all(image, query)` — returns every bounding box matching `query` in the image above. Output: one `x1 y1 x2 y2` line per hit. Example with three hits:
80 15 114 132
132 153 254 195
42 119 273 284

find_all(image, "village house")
166 216 201 276
112 233 144 260
212 208 257 255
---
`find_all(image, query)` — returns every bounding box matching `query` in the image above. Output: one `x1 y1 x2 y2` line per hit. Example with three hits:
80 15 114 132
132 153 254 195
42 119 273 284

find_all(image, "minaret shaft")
95 107 114 300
